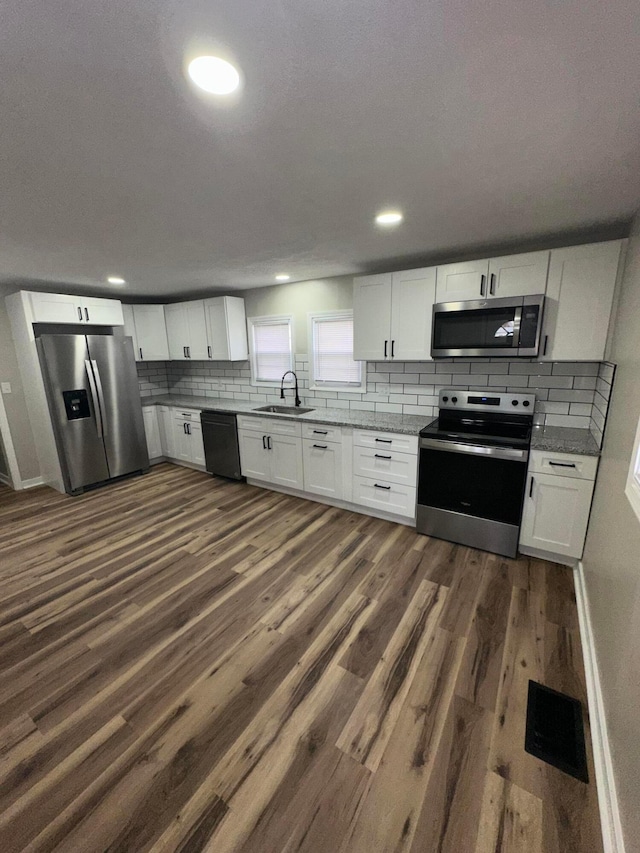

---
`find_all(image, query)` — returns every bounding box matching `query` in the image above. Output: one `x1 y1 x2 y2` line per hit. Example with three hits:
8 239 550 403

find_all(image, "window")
625 412 640 523
248 315 293 385
309 311 365 391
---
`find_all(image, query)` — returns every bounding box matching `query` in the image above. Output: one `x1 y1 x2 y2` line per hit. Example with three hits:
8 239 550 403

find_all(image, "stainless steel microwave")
431 294 545 358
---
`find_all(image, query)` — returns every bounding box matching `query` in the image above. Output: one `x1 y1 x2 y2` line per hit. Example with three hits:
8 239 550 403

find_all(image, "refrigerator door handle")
85 360 104 439
91 359 108 437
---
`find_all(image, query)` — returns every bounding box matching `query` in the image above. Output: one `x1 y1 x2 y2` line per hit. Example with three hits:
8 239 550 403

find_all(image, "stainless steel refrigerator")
37 334 149 494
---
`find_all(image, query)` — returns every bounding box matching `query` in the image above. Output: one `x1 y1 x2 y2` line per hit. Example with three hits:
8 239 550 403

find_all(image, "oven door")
417 439 529 526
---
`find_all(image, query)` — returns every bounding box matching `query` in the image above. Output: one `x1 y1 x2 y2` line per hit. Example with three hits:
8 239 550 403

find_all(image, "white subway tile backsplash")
138 357 616 442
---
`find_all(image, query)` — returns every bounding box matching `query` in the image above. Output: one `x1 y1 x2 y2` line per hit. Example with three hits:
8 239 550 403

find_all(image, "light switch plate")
1 382 11 394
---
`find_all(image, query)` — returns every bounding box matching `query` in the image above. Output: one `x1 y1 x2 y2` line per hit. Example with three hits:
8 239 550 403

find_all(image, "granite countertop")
530 425 600 457
141 395 431 436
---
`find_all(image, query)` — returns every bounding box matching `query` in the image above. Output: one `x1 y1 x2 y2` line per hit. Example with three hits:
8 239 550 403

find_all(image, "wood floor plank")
336 579 447 772
0 465 604 853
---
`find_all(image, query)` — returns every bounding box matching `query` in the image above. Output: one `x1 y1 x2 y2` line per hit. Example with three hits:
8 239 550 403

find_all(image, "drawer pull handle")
548 461 576 468
374 483 391 490
375 453 392 459
313 429 328 435
529 476 534 498
262 435 267 449
313 444 328 450
375 438 392 444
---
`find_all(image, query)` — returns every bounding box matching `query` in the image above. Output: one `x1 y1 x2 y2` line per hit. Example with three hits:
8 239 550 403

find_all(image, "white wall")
582 209 640 848
0 284 39 482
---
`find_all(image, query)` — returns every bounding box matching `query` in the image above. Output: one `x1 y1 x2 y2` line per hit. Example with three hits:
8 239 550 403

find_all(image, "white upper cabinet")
435 260 489 303
29 292 124 325
353 268 436 361
487 251 549 299
540 240 624 362
123 304 169 361
390 268 437 360
435 251 549 303
204 296 248 361
353 274 393 361
165 301 209 360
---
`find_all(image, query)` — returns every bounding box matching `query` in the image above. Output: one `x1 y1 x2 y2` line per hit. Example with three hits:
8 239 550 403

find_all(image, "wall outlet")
1 382 11 394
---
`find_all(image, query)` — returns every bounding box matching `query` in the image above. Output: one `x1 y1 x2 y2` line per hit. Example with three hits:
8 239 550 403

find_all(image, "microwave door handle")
512 307 523 350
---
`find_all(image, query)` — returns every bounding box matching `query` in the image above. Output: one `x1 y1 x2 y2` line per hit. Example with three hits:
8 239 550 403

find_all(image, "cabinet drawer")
173 408 202 421
352 475 416 518
529 450 598 481
353 430 418 454
236 415 301 437
302 423 343 443
353 445 417 487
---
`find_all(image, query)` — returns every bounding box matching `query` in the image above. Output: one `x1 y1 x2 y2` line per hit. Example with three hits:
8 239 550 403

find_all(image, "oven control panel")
439 389 535 414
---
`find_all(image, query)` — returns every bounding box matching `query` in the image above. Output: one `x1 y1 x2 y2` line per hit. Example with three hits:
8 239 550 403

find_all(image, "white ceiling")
1 0 639 297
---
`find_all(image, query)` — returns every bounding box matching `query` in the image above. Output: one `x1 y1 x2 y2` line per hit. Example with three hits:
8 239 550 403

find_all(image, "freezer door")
86 335 148 478
37 335 110 492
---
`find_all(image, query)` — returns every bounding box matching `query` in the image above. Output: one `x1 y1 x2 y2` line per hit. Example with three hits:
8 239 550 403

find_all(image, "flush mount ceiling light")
187 56 241 95
107 276 126 285
275 274 291 281
375 210 404 226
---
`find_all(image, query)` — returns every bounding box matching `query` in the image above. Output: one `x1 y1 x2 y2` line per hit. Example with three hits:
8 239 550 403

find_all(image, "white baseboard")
0 472 11 486
20 476 44 490
574 562 626 853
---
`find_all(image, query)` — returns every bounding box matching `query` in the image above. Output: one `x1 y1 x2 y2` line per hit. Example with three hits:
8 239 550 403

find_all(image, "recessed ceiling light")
107 276 126 285
275 274 290 281
375 210 403 226
188 56 241 95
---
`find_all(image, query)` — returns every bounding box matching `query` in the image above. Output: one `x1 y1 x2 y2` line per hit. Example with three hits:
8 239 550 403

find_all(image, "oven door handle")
419 437 528 461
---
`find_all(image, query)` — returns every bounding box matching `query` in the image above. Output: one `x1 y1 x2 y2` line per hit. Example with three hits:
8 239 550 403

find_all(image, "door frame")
0 391 21 489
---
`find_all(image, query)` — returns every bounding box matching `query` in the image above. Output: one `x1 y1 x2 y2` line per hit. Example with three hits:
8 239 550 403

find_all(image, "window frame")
308 309 366 393
625 411 640 523
248 314 294 388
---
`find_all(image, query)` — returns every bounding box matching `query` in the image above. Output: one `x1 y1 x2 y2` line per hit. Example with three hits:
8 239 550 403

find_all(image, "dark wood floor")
0 464 603 852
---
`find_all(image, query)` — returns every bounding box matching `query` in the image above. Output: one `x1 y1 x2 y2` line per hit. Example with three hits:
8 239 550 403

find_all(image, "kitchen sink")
253 405 315 415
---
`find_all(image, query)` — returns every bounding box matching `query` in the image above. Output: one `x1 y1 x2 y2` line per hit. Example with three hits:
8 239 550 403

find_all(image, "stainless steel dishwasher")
200 410 244 480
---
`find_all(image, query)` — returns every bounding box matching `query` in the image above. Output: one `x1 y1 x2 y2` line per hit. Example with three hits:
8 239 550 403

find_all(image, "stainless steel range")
416 389 535 558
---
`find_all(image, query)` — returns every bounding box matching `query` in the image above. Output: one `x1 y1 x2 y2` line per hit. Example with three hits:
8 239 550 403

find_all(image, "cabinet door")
239 430 271 479
157 407 174 457
29 292 82 324
189 421 206 467
165 304 190 360
122 305 139 357
205 296 249 362
133 305 169 361
270 434 304 489
519 472 594 559
435 260 489 303
303 439 343 498
390 267 436 360
173 418 193 462
142 407 161 459
186 301 210 360
353 274 392 360
80 297 124 325
541 240 623 362
487 251 549 299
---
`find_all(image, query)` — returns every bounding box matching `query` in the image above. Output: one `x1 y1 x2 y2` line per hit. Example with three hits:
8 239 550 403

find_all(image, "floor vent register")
524 680 589 782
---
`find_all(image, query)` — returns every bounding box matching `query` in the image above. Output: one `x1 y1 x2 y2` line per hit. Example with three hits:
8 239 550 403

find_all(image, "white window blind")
312 313 362 387
625 413 640 524
251 318 293 382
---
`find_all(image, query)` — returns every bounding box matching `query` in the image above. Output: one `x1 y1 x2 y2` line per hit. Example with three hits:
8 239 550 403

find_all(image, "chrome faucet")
280 371 301 407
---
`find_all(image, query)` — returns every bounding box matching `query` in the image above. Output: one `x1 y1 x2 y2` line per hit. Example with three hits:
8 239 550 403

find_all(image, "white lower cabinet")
238 418 304 490
303 438 343 499
351 429 418 519
172 410 206 467
157 406 174 458
142 407 161 460
519 450 598 561
352 475 417 517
